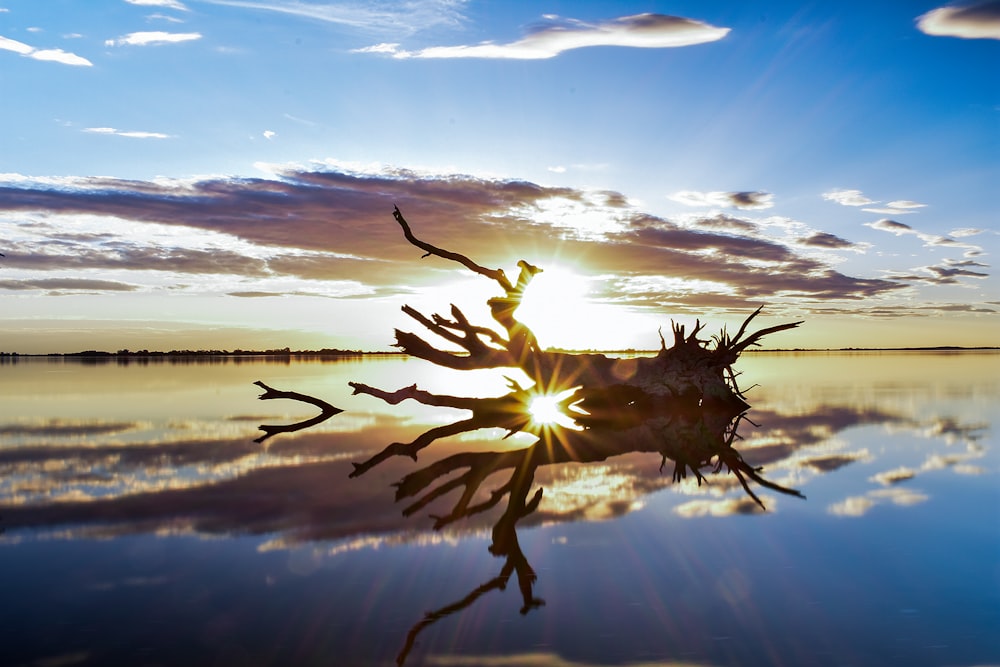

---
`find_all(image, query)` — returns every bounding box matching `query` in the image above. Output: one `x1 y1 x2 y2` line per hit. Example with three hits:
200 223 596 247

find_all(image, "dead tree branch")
253 380 342 444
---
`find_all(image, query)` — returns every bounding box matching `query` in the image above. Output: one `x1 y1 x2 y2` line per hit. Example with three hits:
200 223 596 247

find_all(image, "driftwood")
389 206 801 414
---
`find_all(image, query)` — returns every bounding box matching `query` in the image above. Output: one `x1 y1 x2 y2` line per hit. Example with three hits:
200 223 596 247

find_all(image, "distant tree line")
0 348 402 358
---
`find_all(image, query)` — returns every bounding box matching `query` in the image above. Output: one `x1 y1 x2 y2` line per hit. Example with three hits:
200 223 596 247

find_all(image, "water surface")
1 352 997 666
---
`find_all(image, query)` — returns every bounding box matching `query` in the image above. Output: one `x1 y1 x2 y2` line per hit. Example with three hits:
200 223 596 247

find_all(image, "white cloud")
950 227 984 237
0 34 92 66
105 31 201 46
822 189 876 206
356 13 730 60
825 190 927 215
886 200 927 210
353 42 400 54
0 35 33 55
863 199 927 215
126 0 190 9
262 130 276 140
867 218 984 257
84 127 171 139
669 190 774 210
917 2 1000 40
30 48 94 66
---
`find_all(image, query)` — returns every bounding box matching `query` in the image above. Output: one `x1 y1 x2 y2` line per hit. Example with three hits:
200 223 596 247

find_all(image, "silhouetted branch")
252 380 342 444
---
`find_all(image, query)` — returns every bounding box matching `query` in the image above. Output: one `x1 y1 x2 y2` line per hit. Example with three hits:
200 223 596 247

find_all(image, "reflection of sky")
1 353 998 666
0 353 996 535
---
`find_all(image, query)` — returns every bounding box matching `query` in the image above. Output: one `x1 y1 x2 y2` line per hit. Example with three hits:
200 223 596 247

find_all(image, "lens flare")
527 388 583 430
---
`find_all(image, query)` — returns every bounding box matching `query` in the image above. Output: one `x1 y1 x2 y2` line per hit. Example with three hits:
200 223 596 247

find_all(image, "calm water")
0 352 997 667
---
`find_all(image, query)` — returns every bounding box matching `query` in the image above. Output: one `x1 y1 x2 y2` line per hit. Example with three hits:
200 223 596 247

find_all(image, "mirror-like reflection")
0 352 997 666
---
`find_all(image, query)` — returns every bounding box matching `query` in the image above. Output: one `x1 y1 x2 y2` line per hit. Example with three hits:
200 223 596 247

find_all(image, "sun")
513 264 657 351
514 266 592 346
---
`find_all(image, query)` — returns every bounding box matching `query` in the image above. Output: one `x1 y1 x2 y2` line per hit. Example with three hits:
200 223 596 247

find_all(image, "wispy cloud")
83 126 172 139
126 0 190 10
0 34 92 66
866 218 985 258
917 1 1000 40
0 278 138 292
797 231 864 250
862 199 927 215
885 258 990 285
104 31 201 46
822 189 875 207
669 190 774 210
355 13 730 60
197 0 466 34
824 189 927 215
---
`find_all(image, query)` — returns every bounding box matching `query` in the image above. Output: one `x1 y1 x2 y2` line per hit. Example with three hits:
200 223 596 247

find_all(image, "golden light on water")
527 387 583 430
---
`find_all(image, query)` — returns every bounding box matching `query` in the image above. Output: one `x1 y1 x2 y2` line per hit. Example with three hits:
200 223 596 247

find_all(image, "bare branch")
394 205 514 292
253 380 342 444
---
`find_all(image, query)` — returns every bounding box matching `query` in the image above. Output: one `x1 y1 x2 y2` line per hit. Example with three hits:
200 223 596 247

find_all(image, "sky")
0 0 997 353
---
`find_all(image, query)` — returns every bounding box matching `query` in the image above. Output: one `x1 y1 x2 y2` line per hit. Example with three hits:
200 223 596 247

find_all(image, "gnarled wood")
390 207 802 413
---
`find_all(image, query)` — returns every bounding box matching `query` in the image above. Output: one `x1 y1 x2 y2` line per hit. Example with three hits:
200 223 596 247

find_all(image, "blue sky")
0 0 997 353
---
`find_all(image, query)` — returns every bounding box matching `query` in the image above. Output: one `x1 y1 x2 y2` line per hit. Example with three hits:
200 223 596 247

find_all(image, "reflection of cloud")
869 466 917 485
675 496 769 518
800 449 871 472
829 487 929 517
356 13 730 60
0 420 138 438
917 2 1000 40
869 488 928 506
828 495 876 517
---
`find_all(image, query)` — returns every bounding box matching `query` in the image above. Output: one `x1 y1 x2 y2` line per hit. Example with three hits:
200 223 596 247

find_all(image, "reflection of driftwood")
387 404 800 665
395 470 543 666
346 379 577 477
252 381 342 444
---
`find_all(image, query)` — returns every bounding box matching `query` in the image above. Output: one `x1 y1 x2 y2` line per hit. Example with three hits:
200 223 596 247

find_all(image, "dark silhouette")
252 380 342 444
375 399 801 665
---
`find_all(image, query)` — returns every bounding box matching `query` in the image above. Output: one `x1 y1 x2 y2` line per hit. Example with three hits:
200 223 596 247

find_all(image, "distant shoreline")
1 345 997 358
